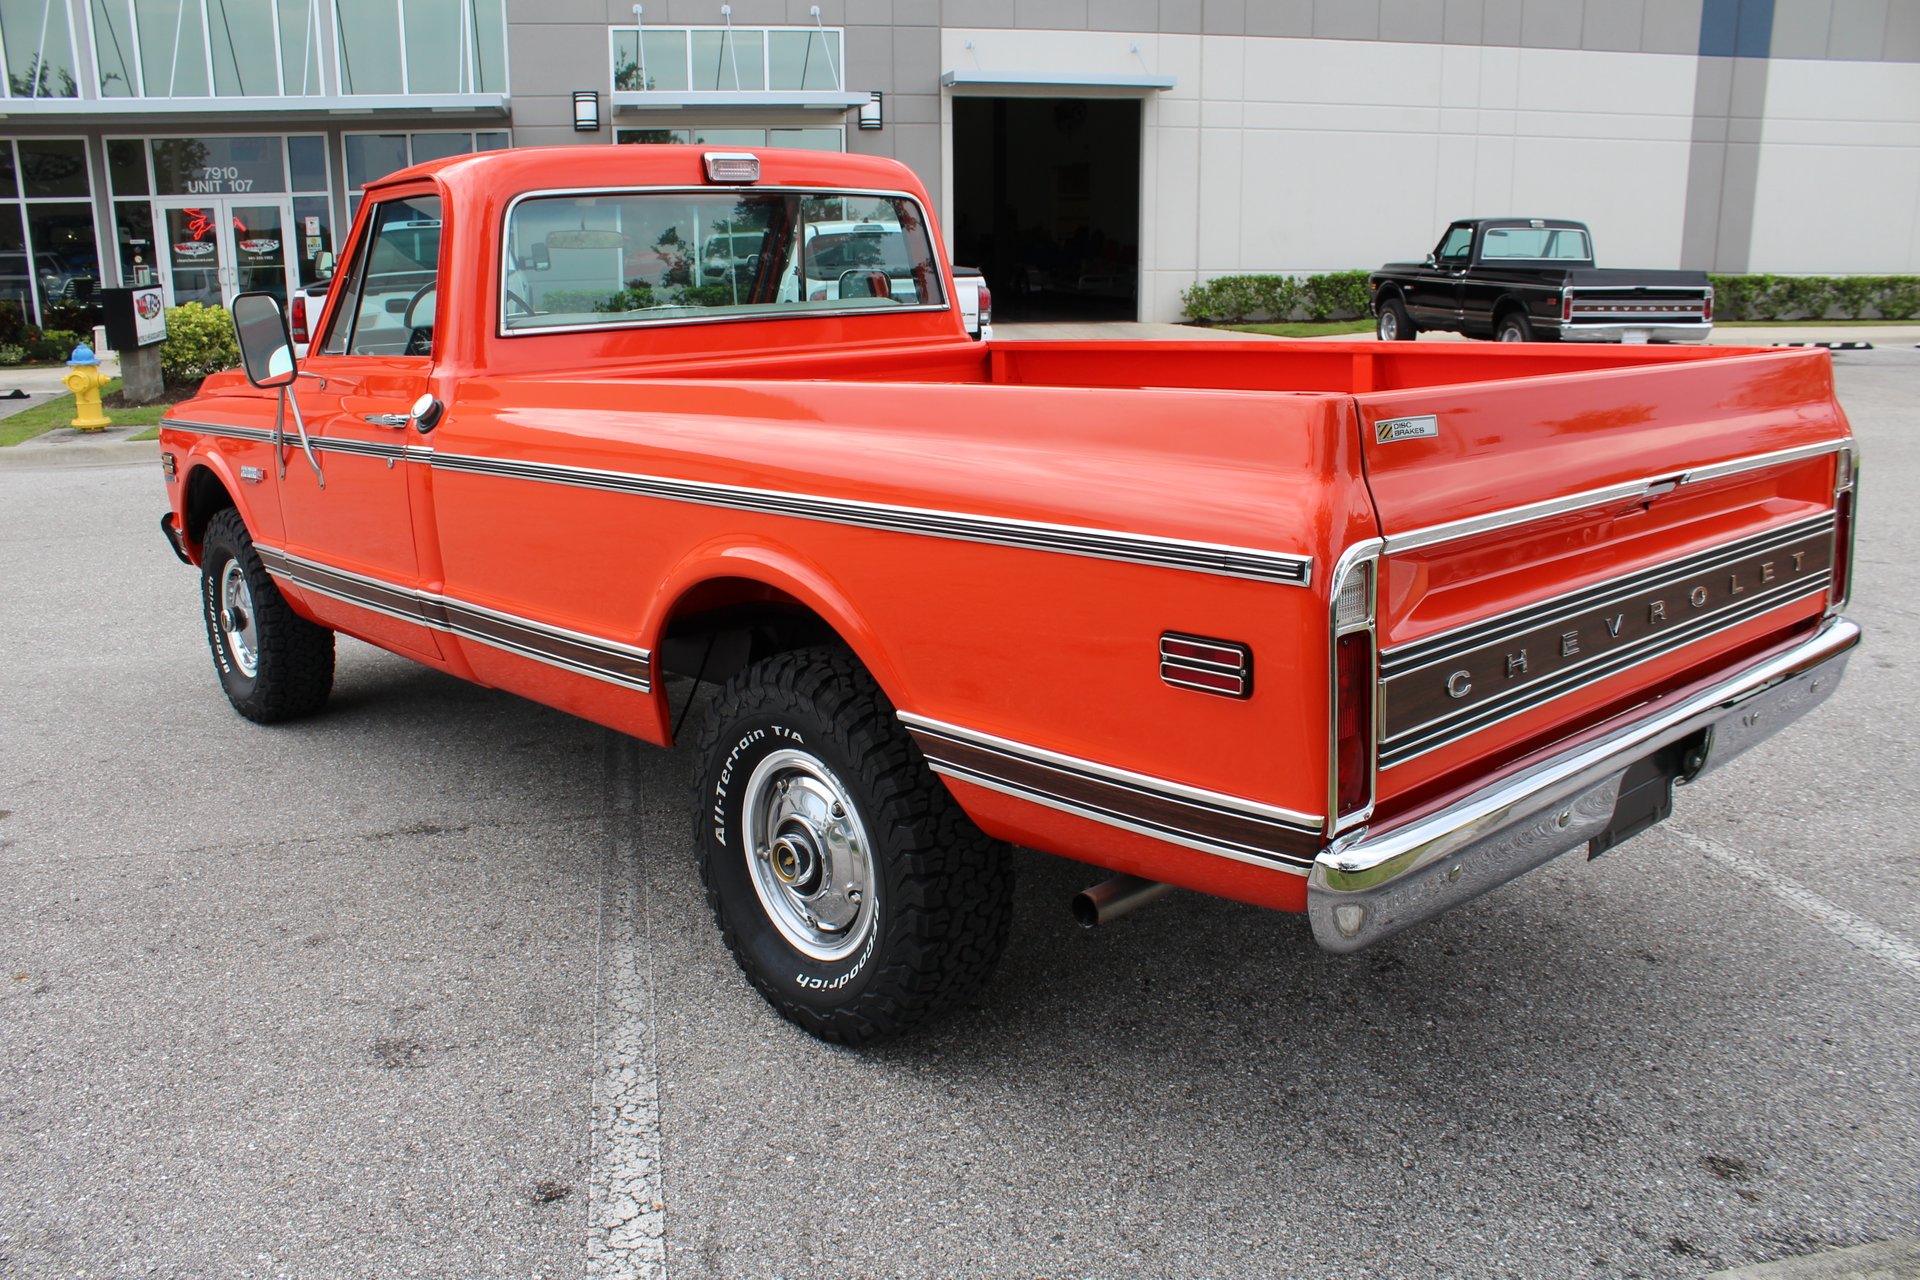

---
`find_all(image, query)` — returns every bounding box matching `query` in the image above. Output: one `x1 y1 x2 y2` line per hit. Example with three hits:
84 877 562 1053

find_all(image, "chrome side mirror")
232 292 296 389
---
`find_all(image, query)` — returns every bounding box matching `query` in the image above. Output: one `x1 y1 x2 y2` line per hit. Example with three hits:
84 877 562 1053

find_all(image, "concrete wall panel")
1826 0 1891 59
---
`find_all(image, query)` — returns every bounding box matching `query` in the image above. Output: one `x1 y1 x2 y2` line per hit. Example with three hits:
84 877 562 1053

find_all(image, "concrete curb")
1705 1238 1920 1279
0 439 157 469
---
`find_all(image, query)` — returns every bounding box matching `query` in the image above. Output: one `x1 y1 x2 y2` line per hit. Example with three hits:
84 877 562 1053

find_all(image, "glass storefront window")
612 26 845 97
335 0 505 95
114 200 157 287
409 132 473 165
616 129 692 145
107 139 148 194
344 134 408 192
690 29 764 91
614 29 689 92
767 30 840 91
138 0 211 96
25 203 100 305
91 0 138 97
336 0 400 94
288 136 327 193
619 128 844 151
292 194 332 286
403 0 463 93
19 140 88 198
278 0 323 94
344 132 511 211
210 1 280 96
152 137 287 197
0 0 81 97
770 128 844 150
0 139 98 328
0 204 30 330
93 0 327 98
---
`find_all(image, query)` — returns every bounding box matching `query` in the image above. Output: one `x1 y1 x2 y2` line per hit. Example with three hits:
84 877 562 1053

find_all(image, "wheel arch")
180 459 243 561
646 541 911 739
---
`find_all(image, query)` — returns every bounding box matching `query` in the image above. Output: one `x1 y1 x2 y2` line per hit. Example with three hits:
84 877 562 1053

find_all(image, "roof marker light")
704 152 760 183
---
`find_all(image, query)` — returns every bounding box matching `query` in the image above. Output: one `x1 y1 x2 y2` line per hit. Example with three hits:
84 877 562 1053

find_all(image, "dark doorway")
951 97 1141 322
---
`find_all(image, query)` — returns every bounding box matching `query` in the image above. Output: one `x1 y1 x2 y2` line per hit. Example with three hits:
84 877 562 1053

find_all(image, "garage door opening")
951 97 1141 322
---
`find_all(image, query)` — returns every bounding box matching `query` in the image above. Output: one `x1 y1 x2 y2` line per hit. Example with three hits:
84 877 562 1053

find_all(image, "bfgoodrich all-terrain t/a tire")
199 508 335 723
694 648 1013 1044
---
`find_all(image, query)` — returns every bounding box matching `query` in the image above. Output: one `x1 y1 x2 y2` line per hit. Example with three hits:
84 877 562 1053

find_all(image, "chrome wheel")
218 560 259 678
741 748 876 961
1378 309 1398 340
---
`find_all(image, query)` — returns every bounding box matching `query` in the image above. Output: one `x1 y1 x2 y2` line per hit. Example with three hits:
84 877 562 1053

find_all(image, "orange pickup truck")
158 146 1860 1043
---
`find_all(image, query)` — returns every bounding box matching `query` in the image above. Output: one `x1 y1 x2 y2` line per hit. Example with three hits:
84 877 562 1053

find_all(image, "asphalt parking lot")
3 346 1917 1279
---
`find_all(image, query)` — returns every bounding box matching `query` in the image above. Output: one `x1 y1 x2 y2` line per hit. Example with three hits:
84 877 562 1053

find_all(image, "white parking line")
587 734 668 1279
1668 825 1920 980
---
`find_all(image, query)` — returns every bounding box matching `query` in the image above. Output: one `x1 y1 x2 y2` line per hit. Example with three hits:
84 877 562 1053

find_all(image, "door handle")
362 412 409 429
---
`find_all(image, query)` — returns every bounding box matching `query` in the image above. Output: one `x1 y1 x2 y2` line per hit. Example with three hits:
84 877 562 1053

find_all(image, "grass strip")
0 379 175 447
1222 320 1377 338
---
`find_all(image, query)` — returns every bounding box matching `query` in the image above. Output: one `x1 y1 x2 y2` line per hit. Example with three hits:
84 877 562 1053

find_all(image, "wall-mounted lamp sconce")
574 89 601 132
859 90 883 130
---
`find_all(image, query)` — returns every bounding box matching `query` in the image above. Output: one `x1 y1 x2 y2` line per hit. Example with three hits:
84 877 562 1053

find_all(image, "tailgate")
1353 347 1852 809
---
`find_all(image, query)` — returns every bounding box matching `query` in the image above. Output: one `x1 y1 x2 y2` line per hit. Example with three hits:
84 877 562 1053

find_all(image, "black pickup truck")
1369 218 1713 344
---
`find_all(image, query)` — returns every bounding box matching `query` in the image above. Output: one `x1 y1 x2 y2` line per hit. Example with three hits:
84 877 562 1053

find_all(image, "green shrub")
1829 277 1877 319
1875 276 1920 320
1249 274 1301 320
1299 270 1370 321
1182 270 1371 323
160 303 240 383
28 328 85 363
0 344 25 366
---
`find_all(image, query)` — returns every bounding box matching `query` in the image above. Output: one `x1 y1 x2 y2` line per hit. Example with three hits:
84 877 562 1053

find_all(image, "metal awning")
611 90 870 112
0 94 510 120
940 69 1176 90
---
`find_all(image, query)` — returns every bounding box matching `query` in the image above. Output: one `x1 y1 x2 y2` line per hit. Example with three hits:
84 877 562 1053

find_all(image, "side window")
315 195 443 357
1436 225 1473 263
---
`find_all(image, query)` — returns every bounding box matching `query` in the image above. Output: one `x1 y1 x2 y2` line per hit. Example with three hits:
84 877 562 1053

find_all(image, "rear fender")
646 534 910 713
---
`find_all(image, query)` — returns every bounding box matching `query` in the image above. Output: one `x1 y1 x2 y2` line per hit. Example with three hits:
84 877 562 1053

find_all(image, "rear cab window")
500 190 944 333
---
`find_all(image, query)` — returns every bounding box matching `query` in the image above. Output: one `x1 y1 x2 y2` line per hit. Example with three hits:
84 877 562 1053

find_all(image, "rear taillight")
1703 288 1713 323
290 293 309 345
1830 449 1857 613
1328 550 1380 833
1334 632 1375 816
1561 290 1573 323
978 284 992 327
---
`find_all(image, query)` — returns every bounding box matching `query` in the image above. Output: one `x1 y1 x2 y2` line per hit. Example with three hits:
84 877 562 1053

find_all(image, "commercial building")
0 0 1914 331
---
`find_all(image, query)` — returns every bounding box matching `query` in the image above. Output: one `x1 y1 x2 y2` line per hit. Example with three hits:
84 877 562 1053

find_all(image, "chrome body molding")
1381 441 1849 554
254 544 653 692
1308 615 1859 953
897 713 1325 871
165 417 1312 584
166 418 432 464
431 451 1314 585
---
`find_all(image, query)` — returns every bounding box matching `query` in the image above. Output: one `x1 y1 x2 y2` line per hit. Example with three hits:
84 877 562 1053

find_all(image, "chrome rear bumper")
1556 321 1714 344
1307 616 1859 953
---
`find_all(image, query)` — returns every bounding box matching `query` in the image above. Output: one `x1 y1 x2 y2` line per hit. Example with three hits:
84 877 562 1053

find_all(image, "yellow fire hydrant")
64 344 112 432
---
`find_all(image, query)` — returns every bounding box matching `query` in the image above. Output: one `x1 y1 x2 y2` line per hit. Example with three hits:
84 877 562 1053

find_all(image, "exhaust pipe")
1072 875 1172 928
